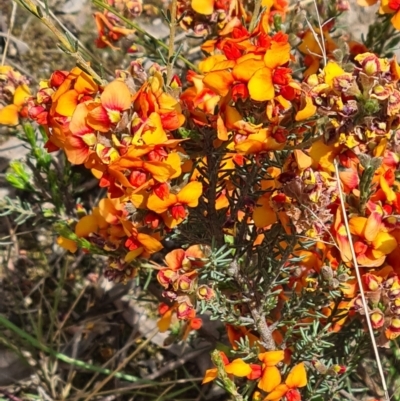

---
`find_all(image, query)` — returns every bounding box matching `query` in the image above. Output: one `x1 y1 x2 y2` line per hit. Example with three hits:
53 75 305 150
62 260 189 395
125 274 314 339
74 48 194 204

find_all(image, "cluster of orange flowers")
0 66 30 126
5 0 400 398
27 62 206 282
204 351 307 401
94 0 142 49
359 0 400 29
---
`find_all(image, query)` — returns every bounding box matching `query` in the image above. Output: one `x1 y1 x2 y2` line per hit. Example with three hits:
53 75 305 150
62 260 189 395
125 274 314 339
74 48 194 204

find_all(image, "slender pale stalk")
13 0 107 84
334 159 390 401
166 0 178 84
1 2 17 65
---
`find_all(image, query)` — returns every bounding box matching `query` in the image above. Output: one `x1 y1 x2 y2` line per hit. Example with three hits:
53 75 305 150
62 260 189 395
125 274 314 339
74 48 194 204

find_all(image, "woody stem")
230 259 276 350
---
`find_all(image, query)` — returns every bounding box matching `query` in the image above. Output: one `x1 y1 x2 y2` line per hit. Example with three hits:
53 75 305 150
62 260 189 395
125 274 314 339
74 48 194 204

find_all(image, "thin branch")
1 2 17 65
305 18 326 67
312 0 327 67
334 159 390 401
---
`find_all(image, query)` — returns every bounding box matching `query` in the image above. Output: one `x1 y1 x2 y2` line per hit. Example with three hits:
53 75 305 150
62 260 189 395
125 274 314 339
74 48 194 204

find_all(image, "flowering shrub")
5 0 400 399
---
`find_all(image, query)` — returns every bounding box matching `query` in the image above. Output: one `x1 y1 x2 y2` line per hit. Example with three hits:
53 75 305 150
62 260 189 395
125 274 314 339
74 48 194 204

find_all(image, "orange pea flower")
359 0 400 30
258 350 285 392
0 66 30 126
147 181 203 228
202 351 252 384
264 362 307 401
86 80 132 132
334 207 398 267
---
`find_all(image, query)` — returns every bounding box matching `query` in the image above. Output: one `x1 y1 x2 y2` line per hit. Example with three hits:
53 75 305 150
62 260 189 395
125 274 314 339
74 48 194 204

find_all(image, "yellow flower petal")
177 181 203 207
253 195 277 228
55 89 79 117
364 211 382 242
142 113 168 144
232 58 265 82
225 359 252 377
137 233 163 254
258 365 282 392
199 55 227 73
144 161 176 182
264 384 289 400
192 0 214 15
203 70 234 97
125 248 144 262
264 41 291 69
380 175 396 203
147 193 176 214
75 215 99 237
324 61 346 88
295 95 316 121
348 216 367 238
294 149 312 170
372 232 397 255
248 67 274 101
258 350 285 366
56 236 78 253
0 104 19 126
285 362 307 388
13 84 30 107
392 11 400 30
202 368 218 384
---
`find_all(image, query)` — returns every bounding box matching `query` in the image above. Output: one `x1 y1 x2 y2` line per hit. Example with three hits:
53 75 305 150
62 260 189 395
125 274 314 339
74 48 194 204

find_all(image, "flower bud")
389 317 400 333
363 273 381 291
370 309 385 329
181 257 193 271
49 70 68 87
332 365 347 374
312 360 328 374
177 301 195 320
388 288 400 300
321 265 334 282
336 0 350 11
356 53 381 76
197 285 215 300
157 269 176 288
173 274 194 292
390 298 400 315
386 317 400 339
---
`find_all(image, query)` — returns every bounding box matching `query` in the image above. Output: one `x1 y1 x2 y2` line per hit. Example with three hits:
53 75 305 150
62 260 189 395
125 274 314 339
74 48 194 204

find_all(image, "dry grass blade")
1 2 17 65
80 328 159 401
334 159 390 401
312 0 326 67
